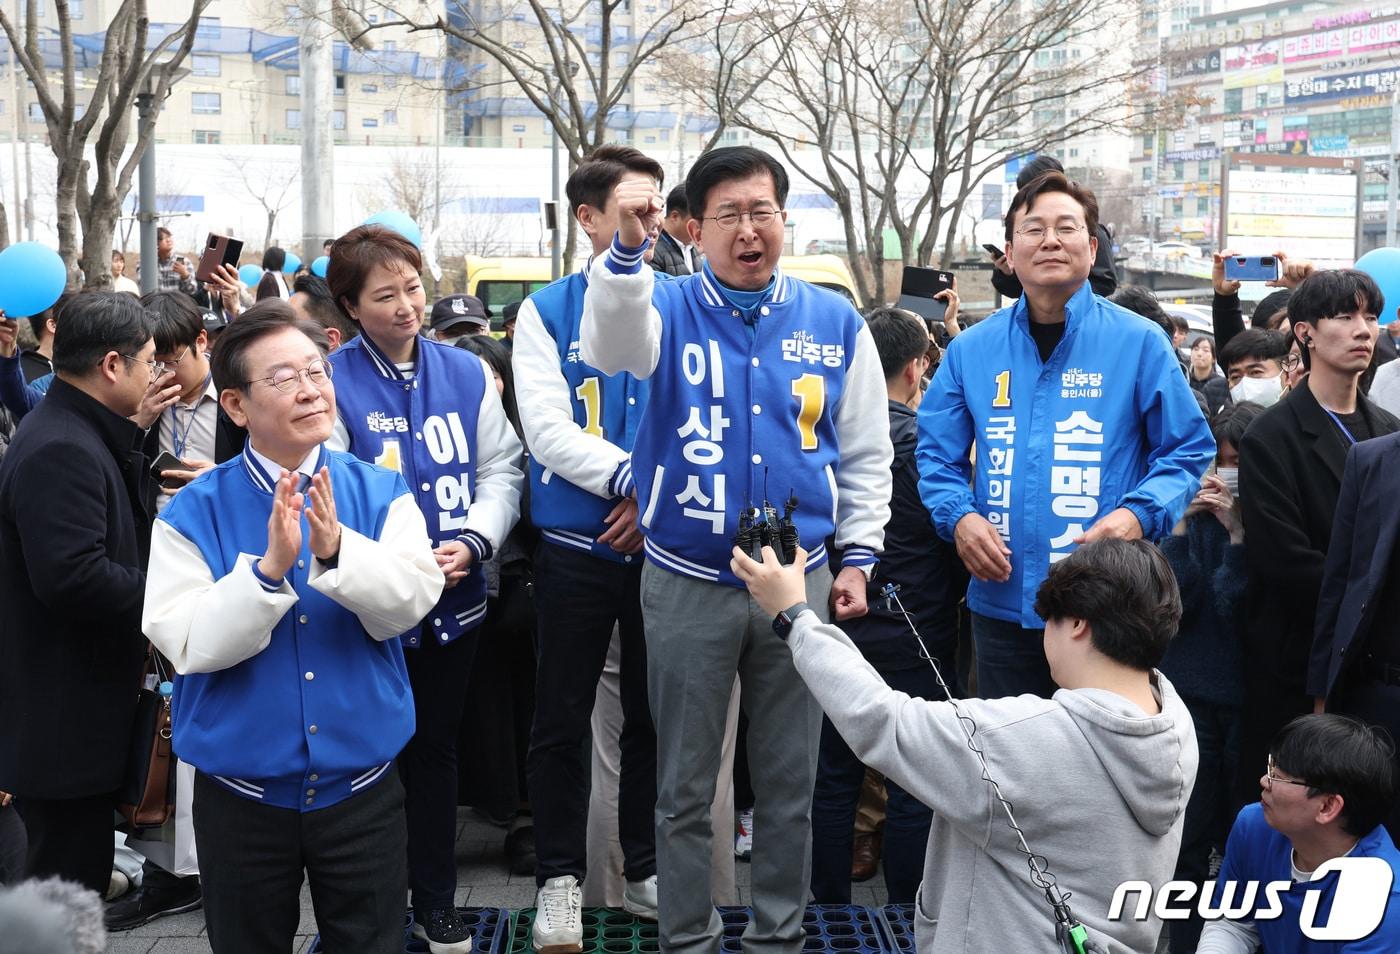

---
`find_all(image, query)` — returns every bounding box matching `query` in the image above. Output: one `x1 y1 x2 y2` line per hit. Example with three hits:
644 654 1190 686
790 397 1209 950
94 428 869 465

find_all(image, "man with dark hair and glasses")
137 292 249 512
1198 714 1400 953
581 144 892 952
918 171 1213 700
0 292 162 893
142 301 446 953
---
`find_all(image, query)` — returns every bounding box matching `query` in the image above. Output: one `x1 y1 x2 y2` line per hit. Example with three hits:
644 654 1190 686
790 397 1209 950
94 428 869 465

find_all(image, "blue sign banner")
1285 68 1398 104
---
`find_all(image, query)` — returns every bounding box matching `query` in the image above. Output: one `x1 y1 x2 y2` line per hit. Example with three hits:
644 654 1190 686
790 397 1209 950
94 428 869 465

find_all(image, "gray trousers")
641 559 832 954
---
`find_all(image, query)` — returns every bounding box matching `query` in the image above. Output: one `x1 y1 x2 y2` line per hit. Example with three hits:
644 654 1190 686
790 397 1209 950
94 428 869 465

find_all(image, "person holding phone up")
138 292 248 515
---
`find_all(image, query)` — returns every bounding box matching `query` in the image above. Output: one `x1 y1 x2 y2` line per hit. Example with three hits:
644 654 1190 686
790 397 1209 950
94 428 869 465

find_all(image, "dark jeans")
970 613 1056 699
458 577 537 822
1332 676 1400 841
13 792 114 894
1169 696 1242 954
401 625 479 910
194 768 407 954
526 543 656 886
811 664 938 905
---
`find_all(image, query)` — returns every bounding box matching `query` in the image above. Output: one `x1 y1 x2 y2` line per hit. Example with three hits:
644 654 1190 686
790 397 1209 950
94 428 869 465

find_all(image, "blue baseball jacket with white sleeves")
513 266 649 563
142 443 445 811
916 282 1215 628
329 335 523 646
579 235 891 587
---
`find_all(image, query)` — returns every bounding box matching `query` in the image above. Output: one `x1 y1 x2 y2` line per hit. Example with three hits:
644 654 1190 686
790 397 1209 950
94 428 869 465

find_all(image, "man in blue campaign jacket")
142 312 445 953
918 171 1213 700
580 146 892 954
1198 715 1400 953
512 146 663 949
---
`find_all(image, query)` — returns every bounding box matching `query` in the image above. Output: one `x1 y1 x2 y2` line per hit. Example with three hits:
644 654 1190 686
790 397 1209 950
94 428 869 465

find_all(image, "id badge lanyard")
1323 407 1359 446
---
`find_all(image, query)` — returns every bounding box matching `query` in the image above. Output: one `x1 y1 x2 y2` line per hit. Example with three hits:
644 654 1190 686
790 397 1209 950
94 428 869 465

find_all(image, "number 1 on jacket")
791 373 825 451
992 370 1012 409
575 377 604 438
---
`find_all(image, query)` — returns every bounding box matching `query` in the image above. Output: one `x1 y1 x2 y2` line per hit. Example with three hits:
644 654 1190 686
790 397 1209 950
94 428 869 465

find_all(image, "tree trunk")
265 210 276 252
54 155 83 285
79 201 119 290
0 201 8 251
562 217 578 273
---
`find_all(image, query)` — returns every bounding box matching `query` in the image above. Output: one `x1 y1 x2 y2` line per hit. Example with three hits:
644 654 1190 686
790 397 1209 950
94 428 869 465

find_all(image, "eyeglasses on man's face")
245 358 334 393
118 353 167 377
1264 756 1312 790
1013 222 1089 244
703 208 782 231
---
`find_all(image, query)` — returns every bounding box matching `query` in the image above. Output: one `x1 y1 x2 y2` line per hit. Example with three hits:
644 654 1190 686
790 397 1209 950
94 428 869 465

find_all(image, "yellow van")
464 256 557 328
464 252 863 325
779 254 861 309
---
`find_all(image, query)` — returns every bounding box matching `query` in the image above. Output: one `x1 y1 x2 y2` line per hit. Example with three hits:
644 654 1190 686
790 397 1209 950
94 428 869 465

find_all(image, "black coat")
1376 334 1398 367
990 224 1119 300
1238 377 1400 691
830 401 966 670
1308 432 1400 701
0 379 153 798
1189 370 1231 416
650 230 692 278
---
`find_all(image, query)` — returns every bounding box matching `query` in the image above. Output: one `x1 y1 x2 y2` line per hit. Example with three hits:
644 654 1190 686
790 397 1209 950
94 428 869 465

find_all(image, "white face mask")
1216 466 1239 498
1230 373 1283 407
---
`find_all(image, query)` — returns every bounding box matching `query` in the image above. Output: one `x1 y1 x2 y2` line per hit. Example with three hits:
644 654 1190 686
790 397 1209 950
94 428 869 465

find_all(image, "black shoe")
411 907 474 954
104 877 203 931
504 822 536 878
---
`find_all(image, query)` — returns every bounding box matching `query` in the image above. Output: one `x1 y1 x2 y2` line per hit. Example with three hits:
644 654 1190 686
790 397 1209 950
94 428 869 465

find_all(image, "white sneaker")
105 869 130 902
734 807 754 861
623 874 658 921
533 875 583 953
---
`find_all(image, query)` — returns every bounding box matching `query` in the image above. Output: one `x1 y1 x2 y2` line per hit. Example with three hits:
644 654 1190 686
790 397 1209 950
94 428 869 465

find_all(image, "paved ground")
103 809 892 953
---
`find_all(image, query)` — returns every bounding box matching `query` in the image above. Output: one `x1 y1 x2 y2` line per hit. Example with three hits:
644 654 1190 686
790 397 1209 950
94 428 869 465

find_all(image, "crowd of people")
0 142 1398 954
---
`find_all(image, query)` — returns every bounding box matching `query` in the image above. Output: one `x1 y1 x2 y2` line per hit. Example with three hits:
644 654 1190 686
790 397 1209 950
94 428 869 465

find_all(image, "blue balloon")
238 263 263 287
0 242 67 318
282 252 302 275
1355 247 1400 322
311 255 330 278
363 210 423 248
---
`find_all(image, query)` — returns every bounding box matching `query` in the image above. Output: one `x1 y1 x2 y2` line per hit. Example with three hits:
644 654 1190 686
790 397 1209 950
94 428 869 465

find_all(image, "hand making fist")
613 178 664 250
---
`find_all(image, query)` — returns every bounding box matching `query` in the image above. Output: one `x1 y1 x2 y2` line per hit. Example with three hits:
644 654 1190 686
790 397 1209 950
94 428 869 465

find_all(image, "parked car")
1162 303 1213 348
1152 242 1204 261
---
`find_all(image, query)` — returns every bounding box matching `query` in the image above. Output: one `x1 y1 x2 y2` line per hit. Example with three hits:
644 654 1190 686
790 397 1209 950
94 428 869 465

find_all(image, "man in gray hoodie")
733 538 1197 954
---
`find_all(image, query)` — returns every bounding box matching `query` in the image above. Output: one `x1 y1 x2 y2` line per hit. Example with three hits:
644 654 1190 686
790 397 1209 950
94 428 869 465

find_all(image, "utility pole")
1387 84 1399 248
8 0 21 244
300 0 334 261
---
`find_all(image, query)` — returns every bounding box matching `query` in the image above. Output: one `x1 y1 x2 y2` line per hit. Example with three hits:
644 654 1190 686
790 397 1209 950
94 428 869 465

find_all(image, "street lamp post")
551 112 561 281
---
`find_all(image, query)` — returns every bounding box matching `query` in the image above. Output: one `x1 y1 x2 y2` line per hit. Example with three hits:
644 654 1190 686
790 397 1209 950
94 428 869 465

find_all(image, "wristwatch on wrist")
772 601 810 640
